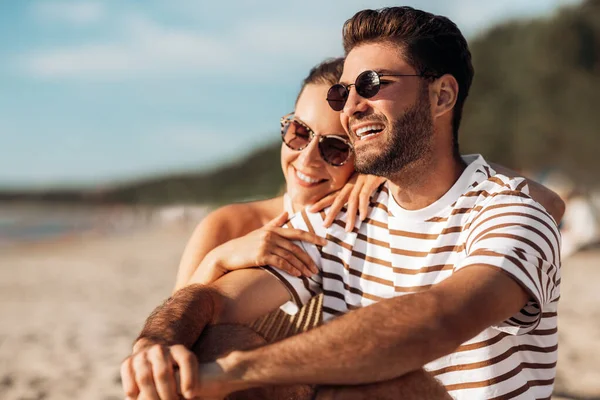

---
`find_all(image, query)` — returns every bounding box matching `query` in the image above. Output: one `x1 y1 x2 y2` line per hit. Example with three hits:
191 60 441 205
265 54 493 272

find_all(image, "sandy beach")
0 219 599 399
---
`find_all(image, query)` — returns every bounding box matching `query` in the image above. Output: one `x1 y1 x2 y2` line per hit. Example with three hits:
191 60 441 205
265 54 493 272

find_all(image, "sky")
0 0 581 189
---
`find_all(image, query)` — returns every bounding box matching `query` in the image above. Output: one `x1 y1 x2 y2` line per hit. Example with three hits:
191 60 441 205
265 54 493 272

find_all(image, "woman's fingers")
308 191 339 213
266 211 289 227
269 246 315 277
265 253 303 277
271 227 327 246
272 239 319 275
345 178 365 232
358 175 386 221
323 186 352 227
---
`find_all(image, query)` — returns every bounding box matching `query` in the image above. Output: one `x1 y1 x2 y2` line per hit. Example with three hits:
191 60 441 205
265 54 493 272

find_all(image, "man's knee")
315 369 451 400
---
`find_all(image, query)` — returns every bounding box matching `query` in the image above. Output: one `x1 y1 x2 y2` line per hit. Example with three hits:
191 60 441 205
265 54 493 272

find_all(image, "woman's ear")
432 74 458 119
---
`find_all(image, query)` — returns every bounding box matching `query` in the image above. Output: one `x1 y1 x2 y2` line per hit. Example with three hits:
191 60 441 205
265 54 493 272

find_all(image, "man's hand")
121 341 199 400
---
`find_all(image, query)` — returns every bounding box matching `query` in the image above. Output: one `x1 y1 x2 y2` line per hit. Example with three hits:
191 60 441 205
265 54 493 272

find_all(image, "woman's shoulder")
201 196 283 235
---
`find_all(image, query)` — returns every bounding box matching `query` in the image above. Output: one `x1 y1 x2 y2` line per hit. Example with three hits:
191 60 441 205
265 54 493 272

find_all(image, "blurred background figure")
542 171 600 259
1 1 599 399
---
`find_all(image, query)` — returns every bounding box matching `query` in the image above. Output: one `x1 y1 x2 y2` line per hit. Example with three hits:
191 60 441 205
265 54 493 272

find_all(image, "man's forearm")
221 289 456 386
219 266 528 387
135 283 220 350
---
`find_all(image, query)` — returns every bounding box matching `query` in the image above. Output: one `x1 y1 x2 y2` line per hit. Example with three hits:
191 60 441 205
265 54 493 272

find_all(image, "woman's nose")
297 137 322 168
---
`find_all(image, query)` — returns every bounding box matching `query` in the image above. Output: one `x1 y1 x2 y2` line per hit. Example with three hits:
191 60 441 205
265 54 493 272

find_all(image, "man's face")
339 42 434 178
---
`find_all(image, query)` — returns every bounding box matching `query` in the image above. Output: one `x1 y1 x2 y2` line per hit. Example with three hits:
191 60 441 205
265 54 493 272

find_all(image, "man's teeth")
355 124 385 139
296 169 320 184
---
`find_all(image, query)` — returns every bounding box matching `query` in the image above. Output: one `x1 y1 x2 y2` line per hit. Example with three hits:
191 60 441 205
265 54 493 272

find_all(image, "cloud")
30 0 106 26
19 0 582 81
23 16 232 79
20 11 341 81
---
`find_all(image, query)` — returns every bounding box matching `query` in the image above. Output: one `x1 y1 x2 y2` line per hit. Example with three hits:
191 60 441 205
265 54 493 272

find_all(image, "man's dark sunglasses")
280 113 354 167
326 69 437 111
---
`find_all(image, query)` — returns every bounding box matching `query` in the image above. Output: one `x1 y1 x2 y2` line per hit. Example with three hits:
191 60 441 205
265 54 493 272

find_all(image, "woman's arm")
489 163 566 223
173 205 242 292
174 176 391 292
173 204 326 293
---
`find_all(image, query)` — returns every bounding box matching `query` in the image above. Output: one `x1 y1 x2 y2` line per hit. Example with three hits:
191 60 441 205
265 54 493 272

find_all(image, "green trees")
4 0 598 205
461 0 600 183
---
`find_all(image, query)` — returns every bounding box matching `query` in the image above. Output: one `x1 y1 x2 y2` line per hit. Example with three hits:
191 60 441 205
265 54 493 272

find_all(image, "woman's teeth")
355 124 385 140
296 169 321 184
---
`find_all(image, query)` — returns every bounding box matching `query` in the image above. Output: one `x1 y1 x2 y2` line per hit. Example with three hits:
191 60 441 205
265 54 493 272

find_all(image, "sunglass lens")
319 137 352 166
355 70 380 98
282 120 311 150
326 84 348 111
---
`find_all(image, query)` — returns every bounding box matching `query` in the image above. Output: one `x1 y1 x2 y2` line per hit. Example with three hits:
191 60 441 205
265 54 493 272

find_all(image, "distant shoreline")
0 203 210 250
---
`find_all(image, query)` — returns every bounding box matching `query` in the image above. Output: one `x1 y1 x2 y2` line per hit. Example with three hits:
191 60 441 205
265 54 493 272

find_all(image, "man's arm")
218 265 529 386
122 268 291 399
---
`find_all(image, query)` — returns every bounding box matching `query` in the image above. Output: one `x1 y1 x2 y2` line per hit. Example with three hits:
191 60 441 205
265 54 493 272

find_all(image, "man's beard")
354 88 433 178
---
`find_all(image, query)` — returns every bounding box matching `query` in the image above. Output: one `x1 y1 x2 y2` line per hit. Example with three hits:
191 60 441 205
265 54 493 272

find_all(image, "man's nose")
343 87 369 118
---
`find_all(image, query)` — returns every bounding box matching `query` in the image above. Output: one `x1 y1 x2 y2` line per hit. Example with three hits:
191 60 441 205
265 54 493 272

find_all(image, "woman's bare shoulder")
200 196 284 237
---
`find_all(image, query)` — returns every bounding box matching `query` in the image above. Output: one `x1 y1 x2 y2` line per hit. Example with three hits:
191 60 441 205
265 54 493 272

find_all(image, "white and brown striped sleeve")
262 208 325 315
455 180 561 335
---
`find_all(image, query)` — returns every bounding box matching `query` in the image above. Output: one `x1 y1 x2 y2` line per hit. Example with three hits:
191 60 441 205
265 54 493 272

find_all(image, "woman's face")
281 83 355 211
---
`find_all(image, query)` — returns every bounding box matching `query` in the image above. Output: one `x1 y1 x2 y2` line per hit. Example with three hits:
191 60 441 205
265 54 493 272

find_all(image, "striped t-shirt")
267 154 561 400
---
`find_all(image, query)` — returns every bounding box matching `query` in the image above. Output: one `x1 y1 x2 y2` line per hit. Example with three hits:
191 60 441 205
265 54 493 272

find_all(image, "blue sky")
0 0 580 189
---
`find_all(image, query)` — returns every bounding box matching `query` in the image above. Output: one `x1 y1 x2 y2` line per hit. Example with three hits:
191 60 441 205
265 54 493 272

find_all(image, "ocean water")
0 204 145 247
0 205 97 246
0 203 207 247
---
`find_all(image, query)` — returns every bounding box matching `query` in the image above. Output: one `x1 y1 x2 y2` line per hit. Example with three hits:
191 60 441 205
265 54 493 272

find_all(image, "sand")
0 220 598 399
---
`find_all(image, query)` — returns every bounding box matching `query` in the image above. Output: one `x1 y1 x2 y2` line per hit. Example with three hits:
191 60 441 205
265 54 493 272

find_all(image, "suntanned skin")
175 175 564 291
129 260 526 398
122 38 564 398
173 197 283 290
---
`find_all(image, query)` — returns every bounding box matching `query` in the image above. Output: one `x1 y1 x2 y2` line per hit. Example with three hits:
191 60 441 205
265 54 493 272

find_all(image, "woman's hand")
197 212 326 283
309 173 386 232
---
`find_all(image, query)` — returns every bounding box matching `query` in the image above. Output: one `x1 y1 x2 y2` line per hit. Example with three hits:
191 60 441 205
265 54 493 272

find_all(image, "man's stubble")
354 85 434 181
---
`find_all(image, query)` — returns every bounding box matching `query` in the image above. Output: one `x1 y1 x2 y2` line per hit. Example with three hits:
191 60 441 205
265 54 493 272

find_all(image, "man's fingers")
120 357 140 398
266 211 289 227
271 227 327 246
148 345 178 400
132 353 161 400
169 345 199 399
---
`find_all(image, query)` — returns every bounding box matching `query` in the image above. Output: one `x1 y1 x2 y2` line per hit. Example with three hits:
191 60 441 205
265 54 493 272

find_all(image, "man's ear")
431 74 458 119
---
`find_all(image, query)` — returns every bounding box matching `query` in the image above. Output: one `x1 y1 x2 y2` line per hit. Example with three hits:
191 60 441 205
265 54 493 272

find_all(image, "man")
121 7 560 400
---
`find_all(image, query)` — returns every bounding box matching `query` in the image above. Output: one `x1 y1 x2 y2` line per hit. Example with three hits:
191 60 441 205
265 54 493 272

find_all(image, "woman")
174 58 385 292
173 58 565 339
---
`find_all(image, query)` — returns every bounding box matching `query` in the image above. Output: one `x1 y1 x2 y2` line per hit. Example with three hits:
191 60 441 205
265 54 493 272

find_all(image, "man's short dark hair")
342 7 474 153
